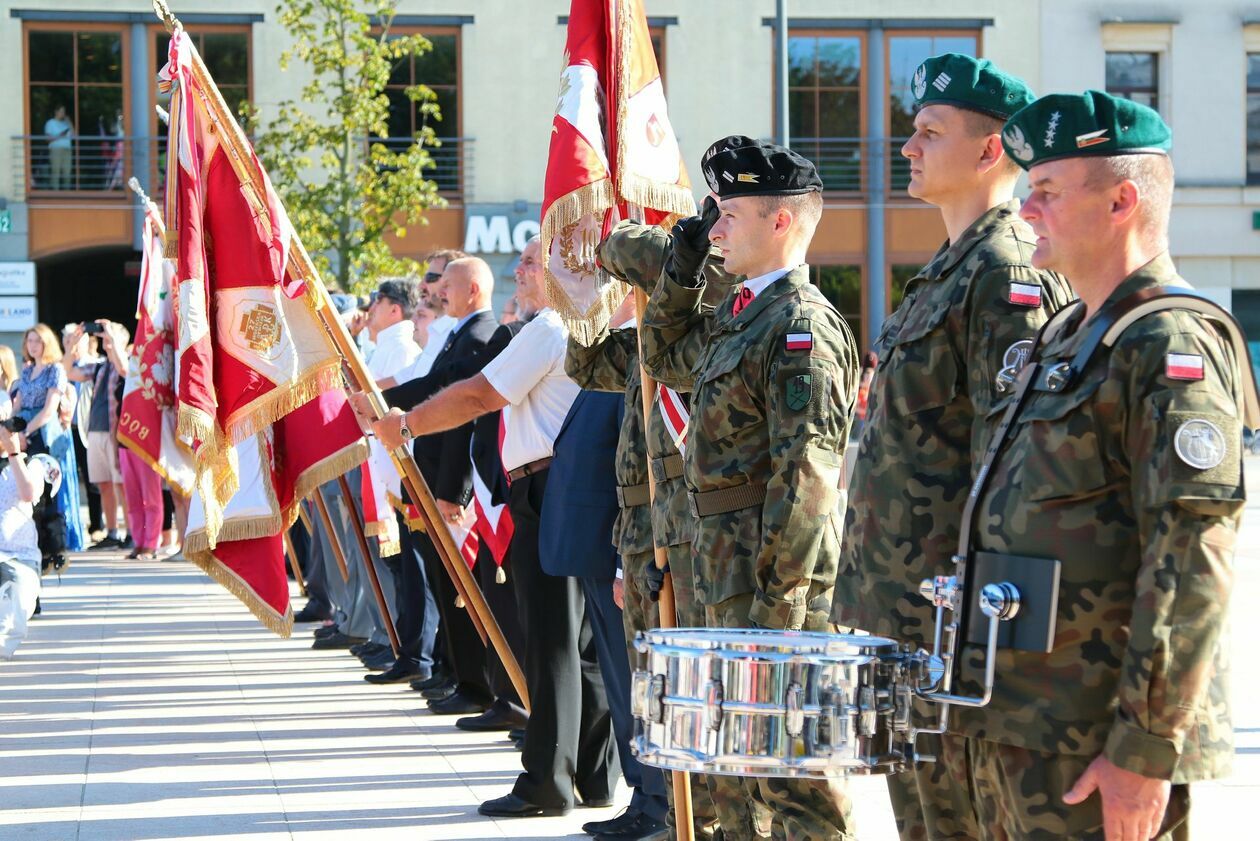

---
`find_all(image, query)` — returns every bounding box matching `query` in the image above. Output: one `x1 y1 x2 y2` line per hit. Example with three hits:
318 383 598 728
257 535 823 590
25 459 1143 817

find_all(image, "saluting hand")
1064 754 1171 841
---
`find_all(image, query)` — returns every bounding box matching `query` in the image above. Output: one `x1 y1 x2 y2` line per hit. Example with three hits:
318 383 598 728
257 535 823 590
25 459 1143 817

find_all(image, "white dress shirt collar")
741 265 798 300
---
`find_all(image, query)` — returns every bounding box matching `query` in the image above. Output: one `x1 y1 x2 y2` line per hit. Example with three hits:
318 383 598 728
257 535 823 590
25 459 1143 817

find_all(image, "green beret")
911 53 1035 120
1001 90 1172 170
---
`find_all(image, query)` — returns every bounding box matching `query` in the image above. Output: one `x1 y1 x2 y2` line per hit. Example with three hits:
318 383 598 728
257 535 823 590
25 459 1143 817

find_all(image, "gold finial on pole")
153 0 179 33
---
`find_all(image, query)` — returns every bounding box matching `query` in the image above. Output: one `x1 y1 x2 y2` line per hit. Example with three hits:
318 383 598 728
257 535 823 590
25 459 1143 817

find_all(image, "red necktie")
732 286 754 317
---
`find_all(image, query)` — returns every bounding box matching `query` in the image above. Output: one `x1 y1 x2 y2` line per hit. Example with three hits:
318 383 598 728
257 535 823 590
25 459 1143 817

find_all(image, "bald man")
369 258 507 714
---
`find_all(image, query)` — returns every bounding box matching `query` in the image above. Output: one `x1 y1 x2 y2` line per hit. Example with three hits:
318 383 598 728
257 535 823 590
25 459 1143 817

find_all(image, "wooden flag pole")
338 475 403 657
283 531 307 597
633 287 695 841
312 487 351 584
152 0 528 711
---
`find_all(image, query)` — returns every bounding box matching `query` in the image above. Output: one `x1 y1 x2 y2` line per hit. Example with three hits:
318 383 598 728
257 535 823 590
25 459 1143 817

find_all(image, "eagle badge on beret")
1003 124 1035 162
912 64 928 100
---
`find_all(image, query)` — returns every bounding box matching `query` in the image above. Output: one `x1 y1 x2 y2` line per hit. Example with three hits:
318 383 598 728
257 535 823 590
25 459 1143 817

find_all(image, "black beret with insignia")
911 53 1036 120
701 135 823 199
1001 90 1172 171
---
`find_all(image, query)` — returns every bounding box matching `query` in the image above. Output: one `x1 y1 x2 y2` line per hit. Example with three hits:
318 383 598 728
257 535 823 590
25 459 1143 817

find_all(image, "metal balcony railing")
11 134 145 195
373 136 473 198
11 134 473 201
788 137 914 196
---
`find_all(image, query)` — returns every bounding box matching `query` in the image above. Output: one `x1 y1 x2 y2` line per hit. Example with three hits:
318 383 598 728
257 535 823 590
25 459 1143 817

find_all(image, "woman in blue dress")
12 324 85 554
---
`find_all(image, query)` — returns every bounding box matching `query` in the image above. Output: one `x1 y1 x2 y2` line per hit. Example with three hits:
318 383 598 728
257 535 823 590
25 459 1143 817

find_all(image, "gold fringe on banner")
287 439 368 530
221 360 345 448
116 431 194 496
186 548 294 638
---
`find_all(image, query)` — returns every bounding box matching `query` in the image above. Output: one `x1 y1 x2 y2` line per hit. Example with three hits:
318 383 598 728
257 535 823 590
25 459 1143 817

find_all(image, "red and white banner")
657 385 689 456
543 0 695 343
118 202 195 495
161 30 366 635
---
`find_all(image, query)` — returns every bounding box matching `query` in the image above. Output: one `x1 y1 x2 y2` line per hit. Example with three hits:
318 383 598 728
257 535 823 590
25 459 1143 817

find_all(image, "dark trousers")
580 575 669 822
477 541 526 712
393 510 439 677
417 528 491 703
507 469 616 809
74 431 102 532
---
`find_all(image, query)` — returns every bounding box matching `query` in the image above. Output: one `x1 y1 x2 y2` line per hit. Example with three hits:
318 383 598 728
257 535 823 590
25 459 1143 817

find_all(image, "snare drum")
631 628 919 778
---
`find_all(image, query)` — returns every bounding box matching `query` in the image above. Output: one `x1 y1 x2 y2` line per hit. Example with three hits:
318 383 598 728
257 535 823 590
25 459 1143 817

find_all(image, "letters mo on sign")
464 215 541 254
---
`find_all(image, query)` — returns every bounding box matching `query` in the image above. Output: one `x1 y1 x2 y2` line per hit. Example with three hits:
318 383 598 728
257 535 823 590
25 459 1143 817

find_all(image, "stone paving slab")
1 461 1256 839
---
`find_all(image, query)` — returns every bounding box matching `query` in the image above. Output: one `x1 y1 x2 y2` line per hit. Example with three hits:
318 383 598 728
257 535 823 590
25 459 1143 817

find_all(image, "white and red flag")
543 0 695 343
161 30 367 635
118 201 195 495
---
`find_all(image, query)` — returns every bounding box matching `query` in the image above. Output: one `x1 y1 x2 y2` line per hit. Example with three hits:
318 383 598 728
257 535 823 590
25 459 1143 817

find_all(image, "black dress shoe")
409 672 450 692
354 642 390 661
427 690 491 715
477 792 570 818
360 650 396 671
594 811 668 841
365 660 427 684
311 631 365 650
584 807 638 836
508 727 526 742
455 706 528 732
293 603 333 623
420 680 456 700
580 794 615 808
313 624 341 639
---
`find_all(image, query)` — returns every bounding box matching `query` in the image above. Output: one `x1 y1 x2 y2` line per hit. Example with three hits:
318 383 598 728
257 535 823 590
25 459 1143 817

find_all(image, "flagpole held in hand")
151 0 527 711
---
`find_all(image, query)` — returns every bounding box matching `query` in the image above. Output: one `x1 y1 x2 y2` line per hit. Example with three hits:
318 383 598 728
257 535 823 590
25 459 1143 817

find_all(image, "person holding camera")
0 418 49 657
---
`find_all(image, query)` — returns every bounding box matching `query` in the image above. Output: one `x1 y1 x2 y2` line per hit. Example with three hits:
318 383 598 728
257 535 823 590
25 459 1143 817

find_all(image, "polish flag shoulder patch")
1008 282 1043 307
1166 352 1205 381
785 332 813 352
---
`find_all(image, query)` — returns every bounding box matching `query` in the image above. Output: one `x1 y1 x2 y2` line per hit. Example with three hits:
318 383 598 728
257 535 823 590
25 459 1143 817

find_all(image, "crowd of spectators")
0 319 185 658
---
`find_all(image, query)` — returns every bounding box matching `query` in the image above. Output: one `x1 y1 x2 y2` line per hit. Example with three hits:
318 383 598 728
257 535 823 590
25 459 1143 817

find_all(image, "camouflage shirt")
833 200 1074 642
642 265 859 629
952 253 1245 784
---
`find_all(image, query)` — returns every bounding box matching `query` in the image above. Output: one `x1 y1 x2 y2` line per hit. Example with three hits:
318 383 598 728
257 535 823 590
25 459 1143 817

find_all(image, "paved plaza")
2 458 1256 839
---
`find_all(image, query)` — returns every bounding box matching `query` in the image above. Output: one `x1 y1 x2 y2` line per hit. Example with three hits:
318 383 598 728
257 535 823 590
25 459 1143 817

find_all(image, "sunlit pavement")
2 460 1256 839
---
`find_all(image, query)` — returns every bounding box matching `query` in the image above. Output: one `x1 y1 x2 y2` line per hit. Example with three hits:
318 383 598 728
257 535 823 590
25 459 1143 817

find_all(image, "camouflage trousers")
704 587 855 841
624 546 719 838
894 733 1190 840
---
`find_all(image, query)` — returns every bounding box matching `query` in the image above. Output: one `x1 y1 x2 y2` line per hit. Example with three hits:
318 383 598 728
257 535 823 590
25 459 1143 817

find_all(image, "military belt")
616 482 651 509
688 482 767 518
650 453 684 483
506 456 552 482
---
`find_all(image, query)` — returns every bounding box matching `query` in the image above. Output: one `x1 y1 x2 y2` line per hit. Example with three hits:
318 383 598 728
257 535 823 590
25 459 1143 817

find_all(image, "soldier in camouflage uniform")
568 220 734 838
641 137 859 841
919 92 1250 840
824 54 1074 840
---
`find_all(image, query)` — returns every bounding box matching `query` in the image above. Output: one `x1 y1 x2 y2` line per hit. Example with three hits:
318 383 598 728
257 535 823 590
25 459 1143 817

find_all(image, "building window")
650 26 666 90
155 30 251 119
890 264 920 312
26 27 126 192
1106 52 1159 112
787 33 863 191
1248 55 1260 185
813 265 863 348
887 33 978 193
384 29 460 193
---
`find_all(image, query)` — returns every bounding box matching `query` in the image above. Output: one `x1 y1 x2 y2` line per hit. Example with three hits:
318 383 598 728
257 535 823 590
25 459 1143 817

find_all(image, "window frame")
23 21 131 196
379 24 463 198
777 28 869 196
883 27 983 204
1104 51 1161 113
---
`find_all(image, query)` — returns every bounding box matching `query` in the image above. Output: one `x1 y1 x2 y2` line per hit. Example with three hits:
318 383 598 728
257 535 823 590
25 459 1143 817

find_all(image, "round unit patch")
1174 419 1227 470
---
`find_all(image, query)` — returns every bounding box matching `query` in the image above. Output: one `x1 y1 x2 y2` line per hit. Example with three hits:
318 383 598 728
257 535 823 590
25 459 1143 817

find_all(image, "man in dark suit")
368 258 500 699
540 383 665 840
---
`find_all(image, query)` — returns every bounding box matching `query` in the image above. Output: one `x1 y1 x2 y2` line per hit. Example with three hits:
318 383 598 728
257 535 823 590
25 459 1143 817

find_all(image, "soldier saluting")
934 92 1251 839
825 53 1073 839
641 137 858 841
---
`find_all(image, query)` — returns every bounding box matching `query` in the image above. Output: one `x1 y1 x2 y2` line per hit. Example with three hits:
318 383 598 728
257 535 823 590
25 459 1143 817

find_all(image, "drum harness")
909 287 1260 756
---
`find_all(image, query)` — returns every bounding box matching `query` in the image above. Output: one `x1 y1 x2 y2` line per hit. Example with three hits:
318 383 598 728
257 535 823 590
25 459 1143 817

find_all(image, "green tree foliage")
249 0 445 292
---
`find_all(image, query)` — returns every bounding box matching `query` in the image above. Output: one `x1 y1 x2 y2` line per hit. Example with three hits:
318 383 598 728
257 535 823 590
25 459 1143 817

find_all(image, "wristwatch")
398 413 414 442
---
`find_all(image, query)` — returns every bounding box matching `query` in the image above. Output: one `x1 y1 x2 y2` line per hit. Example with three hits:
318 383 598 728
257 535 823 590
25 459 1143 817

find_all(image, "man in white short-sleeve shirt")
371 237 612 819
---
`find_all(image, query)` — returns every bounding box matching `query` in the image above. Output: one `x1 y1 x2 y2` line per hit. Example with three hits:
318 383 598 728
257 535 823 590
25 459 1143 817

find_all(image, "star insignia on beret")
1044 111 1060 148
